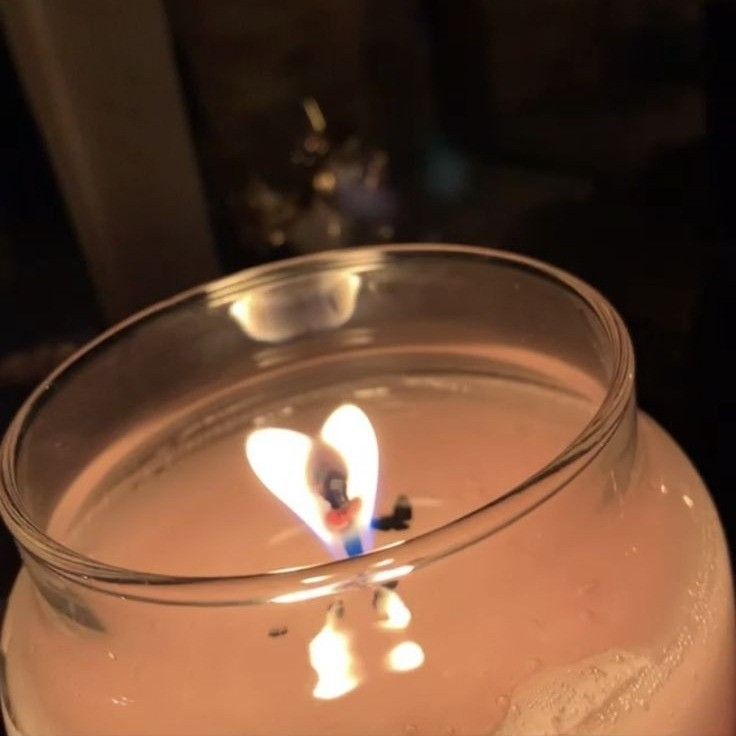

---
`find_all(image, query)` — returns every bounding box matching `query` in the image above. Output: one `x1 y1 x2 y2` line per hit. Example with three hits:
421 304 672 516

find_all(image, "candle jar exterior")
1 246 734 736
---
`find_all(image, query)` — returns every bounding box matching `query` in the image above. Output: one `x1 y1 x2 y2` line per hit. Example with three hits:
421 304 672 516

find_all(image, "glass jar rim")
0 244 635 605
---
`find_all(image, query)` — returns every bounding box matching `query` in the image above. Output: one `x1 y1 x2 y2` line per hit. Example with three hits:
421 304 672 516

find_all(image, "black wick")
371 494 412 531
322 472 350 510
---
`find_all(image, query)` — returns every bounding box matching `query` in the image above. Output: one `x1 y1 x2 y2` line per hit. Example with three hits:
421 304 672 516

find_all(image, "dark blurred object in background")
0 0 733 606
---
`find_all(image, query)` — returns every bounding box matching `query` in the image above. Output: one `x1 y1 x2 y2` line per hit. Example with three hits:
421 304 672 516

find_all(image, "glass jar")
1 245 733 736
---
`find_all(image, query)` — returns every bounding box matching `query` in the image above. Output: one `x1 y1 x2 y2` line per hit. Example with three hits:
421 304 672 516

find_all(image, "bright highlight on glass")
226 272 361 343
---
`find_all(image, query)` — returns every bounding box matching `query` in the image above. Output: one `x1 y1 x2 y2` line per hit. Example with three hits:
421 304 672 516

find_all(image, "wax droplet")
682 494 694 508
659 483 668 494
107 651 116 661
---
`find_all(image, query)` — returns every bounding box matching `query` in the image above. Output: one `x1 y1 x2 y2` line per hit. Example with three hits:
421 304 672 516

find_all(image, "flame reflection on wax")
375 588 412 630
309 607 360 700
387 641 425 672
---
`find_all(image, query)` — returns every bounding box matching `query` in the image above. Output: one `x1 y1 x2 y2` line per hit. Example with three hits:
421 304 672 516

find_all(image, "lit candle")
0 246 733 736
246 401 426 696
245 403 379 559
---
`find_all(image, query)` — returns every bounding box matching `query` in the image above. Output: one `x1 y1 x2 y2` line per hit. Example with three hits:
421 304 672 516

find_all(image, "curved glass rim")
0 245 635 604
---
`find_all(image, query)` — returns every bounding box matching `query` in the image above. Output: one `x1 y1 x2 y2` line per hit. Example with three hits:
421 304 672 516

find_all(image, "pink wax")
2 354 734 735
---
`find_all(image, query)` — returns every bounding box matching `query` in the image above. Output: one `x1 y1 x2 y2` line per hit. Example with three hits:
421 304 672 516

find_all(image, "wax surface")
52 374 595 575
3 372 734 735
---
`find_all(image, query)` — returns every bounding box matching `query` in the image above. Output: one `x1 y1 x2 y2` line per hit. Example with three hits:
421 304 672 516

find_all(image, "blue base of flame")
343 535 364 557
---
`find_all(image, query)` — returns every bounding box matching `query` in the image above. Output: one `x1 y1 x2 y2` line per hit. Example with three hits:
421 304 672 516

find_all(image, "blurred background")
0 0 733 608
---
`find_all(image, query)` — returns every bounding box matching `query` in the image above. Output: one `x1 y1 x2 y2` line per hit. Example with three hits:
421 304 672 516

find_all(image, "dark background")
0 0 733 618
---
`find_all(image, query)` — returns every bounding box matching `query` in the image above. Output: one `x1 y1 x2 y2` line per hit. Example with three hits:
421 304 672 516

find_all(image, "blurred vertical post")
1 0 219 321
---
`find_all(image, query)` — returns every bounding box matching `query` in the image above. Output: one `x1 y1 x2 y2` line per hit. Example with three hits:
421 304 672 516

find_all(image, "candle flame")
245 403 379 556
246 428 331 544
319 404 379 549
309 608 359 700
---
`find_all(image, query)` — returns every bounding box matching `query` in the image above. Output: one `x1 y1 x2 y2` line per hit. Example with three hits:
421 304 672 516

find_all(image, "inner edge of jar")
0 244 635 604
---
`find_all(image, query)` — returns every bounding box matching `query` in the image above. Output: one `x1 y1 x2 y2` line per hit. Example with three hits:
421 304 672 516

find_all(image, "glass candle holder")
1 245 733 736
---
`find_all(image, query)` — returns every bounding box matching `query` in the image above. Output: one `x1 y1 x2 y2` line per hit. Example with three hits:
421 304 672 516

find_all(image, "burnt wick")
371 494 412 531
